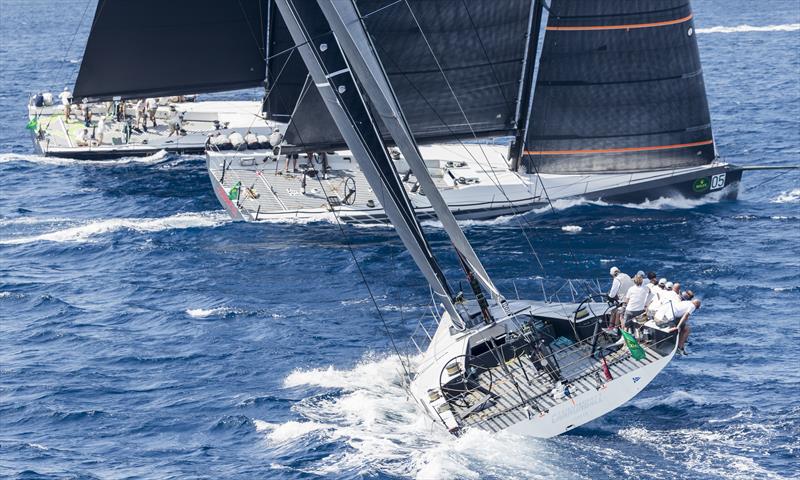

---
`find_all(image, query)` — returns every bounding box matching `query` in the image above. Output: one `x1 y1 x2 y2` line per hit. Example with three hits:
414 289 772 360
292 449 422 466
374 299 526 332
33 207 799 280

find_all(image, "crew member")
622 274 651 332
607 266 633 330
135 99 146 131
656 299 701 355
82 99 92 127
608 267 634 302
76 128 90 147
167 107 181 137
58 87 72 121
146 97 158 127
244 130 259 149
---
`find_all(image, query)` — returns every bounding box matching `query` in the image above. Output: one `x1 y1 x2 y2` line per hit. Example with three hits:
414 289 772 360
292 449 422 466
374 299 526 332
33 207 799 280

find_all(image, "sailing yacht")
69 0 700 437
70 0 764 223
266 0 679 437
203 0 746 223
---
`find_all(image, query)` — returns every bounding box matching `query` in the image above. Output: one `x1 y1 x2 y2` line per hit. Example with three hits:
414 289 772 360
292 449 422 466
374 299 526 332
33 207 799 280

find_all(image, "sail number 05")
710 173 726 190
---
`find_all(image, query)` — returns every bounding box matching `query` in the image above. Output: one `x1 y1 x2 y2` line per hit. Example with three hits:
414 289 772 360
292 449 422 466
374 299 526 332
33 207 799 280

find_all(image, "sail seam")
547 14 693 31
525 139 712 156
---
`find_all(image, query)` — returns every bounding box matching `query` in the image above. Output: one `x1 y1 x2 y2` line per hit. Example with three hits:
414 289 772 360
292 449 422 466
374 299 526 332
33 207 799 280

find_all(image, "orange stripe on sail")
546 14 693 31
524 140 713 156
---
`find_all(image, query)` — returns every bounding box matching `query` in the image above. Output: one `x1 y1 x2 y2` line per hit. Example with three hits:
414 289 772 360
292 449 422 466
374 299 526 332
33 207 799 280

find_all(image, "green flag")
228 181 241 200
620 330 646 361
26 117 38 131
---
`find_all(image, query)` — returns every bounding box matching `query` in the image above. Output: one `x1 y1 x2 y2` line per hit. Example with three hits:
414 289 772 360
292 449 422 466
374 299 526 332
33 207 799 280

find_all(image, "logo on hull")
692 177 710 193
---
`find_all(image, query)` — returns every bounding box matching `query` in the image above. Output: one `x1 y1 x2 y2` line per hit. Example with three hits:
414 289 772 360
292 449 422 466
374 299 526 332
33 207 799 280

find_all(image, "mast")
314 0 503 305
509 0 545 171
272 0 467 324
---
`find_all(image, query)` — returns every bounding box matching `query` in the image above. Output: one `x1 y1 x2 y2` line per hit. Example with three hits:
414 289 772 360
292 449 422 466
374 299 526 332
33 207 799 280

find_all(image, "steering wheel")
342 176 356 205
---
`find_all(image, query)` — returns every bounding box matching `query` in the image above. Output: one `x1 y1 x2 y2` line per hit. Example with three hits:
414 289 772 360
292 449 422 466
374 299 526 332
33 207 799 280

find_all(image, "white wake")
0 211 229 245
255 354 572 480
696 23 800 34
0 150 169 167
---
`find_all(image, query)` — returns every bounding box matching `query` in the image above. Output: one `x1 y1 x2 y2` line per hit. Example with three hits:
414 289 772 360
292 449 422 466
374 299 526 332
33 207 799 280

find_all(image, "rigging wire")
366 1 548 273
397 0 594 292
49 0 95 92
272 60 412 376
313 173 411 378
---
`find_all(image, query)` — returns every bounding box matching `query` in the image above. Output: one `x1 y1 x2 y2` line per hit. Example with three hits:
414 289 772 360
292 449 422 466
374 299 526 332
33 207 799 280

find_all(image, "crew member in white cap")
607 266 633 330
608 266 633 302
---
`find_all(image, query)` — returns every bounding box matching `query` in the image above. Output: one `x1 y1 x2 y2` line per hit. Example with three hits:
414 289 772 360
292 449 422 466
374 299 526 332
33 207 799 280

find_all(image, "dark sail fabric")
285 0 532 150
523 1 715 174
73 0 269 102
262 0 307 120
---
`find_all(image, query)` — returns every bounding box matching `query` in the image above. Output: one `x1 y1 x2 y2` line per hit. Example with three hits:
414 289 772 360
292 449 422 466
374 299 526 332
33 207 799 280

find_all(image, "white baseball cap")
658 278 667 286
665 282 673 289
610 266 620 276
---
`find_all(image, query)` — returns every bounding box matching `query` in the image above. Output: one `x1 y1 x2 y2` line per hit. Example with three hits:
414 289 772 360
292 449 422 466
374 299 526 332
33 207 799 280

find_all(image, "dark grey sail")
523 1 715 174
262 0 308 120
283 0 533 150
73 0 270 101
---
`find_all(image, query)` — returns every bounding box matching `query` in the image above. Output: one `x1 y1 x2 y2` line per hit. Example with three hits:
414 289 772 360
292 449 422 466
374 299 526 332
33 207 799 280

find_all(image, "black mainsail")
522 0 715 174
73 0 270 102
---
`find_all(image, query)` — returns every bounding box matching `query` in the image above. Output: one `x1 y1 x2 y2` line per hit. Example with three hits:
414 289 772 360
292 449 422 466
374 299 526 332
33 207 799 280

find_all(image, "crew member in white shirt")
608 266 633 302
59 87 72 121
607 266 634 329
647 277 668 318
656 299 701 355
146 98 158 127
622 274 651 332
244 130 259 149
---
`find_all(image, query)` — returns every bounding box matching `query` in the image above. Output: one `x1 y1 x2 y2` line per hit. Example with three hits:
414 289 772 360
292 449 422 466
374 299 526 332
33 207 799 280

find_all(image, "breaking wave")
696 23 800 34
771 188 800 204
264 354 572 480
185 306 235 319
0 150 169 166
561 225 583 233
0 211 229 245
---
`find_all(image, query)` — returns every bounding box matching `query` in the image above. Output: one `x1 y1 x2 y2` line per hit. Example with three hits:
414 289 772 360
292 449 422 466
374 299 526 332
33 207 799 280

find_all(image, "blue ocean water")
1 1 799 478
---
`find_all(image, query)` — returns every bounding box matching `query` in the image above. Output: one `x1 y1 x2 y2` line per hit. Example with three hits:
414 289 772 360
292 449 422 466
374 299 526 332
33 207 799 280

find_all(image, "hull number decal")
710 173 726 191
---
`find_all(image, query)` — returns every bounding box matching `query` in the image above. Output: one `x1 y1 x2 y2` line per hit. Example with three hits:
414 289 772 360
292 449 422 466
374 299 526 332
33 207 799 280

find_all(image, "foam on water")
0 150 169 167
696 23 800 34
561 225 583 233
185 306 235 319
771 188 800 203
630 390 708 409
273 355 574 479
0 211 229 245
0 216 70 227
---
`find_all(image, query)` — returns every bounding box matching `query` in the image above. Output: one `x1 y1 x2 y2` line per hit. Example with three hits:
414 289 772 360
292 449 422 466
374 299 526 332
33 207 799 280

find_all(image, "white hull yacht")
207 143 742 224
